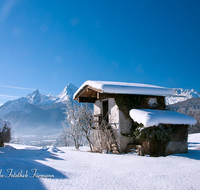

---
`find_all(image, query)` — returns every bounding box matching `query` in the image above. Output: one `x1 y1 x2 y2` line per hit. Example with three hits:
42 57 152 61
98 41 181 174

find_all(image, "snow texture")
0 133 200 190
129 109 197 127
73 80 174 99
0 118 11 132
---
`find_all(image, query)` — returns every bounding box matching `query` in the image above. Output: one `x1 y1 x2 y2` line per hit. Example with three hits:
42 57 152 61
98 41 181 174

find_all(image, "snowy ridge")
0 84 77 116
26 83 77 105
0 100 32 115
166 88 200 105
0 83 78 136
27 89 41 104
0 83 78 110
56 83 78 103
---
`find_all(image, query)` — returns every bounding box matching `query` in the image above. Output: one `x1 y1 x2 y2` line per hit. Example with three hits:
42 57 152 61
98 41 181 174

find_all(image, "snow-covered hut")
73 80 196 156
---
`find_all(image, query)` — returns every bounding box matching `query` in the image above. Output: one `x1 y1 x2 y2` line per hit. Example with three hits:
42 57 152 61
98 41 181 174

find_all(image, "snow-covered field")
1 133 200 190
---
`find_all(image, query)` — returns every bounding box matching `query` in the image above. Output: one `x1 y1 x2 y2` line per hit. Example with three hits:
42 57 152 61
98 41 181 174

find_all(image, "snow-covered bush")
0 119 11 147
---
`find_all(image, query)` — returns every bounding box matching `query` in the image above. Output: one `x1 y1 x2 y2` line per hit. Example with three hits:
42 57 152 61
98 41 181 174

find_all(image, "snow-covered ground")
1 133 200 190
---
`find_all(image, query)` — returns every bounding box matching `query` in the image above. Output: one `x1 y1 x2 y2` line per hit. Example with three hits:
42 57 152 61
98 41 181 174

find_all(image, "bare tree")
76 103 94 151
58 124 72 147
62 99 119 153
62 100 94 151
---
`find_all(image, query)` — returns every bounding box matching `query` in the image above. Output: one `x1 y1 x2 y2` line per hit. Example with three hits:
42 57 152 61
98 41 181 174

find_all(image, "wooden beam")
74 85 89 100
87 86 103 93
99 93 118 99
74 85 103 100
77 93 118 100
97 92 99 99
88 90 96 97
78 97 96 103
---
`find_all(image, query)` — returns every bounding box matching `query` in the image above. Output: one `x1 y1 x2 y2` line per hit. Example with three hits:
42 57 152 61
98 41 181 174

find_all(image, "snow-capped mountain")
165 87 200 133
165 88 200 133
167 97 200 133
166 88 200 105
11 83 78 106
56 83 78 103
1 84 200 136
0 83 78 136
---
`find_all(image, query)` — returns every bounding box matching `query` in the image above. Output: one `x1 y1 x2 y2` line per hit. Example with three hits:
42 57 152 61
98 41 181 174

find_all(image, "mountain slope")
0 83 78 136
167 97 200 133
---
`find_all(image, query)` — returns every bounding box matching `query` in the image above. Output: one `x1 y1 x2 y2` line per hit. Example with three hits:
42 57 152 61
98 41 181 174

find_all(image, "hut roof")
129 109 197 127
73 80 174 102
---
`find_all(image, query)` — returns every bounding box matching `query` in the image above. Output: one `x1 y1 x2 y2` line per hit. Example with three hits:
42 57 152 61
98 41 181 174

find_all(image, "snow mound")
129 109 197 127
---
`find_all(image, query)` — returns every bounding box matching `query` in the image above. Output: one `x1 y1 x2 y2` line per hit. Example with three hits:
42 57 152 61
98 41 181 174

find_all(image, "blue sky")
0 0 200 105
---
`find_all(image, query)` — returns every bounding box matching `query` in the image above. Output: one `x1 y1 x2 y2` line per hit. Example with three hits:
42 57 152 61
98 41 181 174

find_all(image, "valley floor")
1 133 200 190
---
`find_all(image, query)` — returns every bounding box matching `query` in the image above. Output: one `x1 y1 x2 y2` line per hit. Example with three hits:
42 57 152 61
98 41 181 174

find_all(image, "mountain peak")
27 89 41 104
166 88 200 105
57 83 78 102
64 83 78 94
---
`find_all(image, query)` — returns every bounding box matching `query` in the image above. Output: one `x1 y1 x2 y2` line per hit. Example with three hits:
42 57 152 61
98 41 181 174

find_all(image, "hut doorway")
103 100 108 123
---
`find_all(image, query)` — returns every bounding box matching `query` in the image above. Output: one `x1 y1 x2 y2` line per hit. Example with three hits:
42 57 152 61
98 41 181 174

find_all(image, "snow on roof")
0 119 11 132
73 80 174 99
129 109 197 127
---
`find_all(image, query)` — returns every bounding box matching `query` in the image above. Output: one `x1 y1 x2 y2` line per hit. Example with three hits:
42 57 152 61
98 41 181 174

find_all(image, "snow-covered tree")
0 119 11 147
62 100 93 151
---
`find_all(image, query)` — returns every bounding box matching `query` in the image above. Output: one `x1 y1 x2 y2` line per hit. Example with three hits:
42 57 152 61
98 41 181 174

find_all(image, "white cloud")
0 94 19 99
0 84 35 91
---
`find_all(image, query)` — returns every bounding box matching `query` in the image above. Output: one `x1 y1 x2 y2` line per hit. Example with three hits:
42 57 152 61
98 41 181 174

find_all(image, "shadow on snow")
172 142 200 161
0 145 67 190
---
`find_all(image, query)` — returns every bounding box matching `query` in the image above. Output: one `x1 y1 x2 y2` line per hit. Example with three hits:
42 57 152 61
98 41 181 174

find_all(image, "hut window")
148 98 158 108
